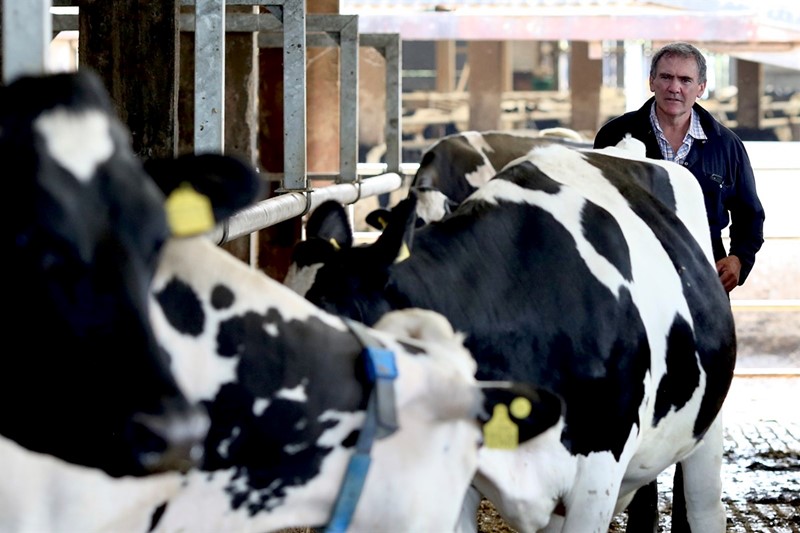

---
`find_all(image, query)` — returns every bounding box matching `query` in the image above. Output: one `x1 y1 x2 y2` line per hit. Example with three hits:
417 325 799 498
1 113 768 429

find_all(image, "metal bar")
361 33 403 174
180 12 283 33
180 0 285 5
3 0 52 83
338 15 359 183
258 31 339 48
194 0 226 154
209 173 402 243
281 0 307 191
355 162 418 177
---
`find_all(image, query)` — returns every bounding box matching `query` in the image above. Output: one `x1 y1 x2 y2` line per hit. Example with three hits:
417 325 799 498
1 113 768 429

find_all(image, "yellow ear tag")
328 238 341 251
165 183 215 237
510 396 532 419
483 404 519 450
394 241 411 263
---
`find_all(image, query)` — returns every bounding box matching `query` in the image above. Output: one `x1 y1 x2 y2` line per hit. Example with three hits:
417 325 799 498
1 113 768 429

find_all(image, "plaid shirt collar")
649 102 707 164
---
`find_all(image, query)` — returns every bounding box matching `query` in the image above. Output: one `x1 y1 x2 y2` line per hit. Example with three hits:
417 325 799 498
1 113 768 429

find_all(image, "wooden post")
736 59 763 129
79 0 179 160
436 40 455 92
569 40 602 134
467 41 504 132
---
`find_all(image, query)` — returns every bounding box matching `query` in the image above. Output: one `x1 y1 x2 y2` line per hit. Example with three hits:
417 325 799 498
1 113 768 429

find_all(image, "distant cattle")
3 70 208 478
285 142 735 532
2 84 548 531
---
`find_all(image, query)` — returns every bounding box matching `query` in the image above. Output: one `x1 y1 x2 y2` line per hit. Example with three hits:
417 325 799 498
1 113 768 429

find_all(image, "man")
594 41 766 531
595 42 765 292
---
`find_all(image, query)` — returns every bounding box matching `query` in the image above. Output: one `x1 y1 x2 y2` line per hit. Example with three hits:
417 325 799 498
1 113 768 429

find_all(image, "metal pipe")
209 172 402 244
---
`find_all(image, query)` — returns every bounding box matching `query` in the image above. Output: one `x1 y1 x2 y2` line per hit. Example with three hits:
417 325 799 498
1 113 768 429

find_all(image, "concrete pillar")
467 40 504 132
501 41 513 93
736 59 763 129
569 41 602 134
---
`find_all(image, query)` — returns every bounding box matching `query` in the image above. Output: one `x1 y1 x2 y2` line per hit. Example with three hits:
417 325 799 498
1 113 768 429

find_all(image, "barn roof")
340 0 800 70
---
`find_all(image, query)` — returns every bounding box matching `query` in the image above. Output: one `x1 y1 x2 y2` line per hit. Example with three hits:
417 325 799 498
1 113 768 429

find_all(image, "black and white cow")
407 130 591 225
4 239 549 531
142 230 552 533
2 72 550 531
3 70 209 478
285 142 736 532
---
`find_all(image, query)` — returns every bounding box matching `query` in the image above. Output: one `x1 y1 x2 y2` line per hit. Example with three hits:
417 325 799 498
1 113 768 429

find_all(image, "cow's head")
2 70 239 477
284 194 419 323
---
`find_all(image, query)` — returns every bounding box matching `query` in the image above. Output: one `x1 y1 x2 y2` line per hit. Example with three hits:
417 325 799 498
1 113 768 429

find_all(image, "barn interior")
2 1 798 530
2 0 796 316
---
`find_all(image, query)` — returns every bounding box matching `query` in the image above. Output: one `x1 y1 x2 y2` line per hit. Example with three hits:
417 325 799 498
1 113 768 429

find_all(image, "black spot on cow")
148 502 168 532
211 284 235 309
201 311 369 512
654 314 700 425
503 160 562 194
581 201 633 282
585 152 678 214
155 277 205 336
396 339 427 355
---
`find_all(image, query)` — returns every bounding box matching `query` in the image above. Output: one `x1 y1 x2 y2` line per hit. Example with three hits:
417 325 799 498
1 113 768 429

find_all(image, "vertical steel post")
194 0 225 153
2 0 51 83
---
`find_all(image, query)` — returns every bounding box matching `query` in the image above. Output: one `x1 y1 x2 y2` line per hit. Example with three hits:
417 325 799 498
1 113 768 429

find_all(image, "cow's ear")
410 150 438 189
372 191 418 264
365 208 391 230
305 201 353 250
146 153 262 222
477 383 564 448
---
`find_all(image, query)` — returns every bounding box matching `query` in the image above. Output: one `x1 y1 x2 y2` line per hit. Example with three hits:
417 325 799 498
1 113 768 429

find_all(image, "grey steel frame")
32 1 405 243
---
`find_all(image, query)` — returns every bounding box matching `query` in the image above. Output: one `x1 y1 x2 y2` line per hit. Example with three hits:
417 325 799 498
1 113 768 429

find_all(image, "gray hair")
649 42 707 85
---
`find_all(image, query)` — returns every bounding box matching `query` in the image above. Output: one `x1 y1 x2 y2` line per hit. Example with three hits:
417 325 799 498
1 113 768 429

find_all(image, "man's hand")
716 255 742 293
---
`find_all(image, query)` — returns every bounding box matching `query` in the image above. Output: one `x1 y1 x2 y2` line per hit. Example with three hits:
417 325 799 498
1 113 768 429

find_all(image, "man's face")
649 54 707 119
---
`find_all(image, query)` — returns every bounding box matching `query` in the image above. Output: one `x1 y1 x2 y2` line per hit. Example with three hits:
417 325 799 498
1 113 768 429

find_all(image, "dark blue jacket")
594 97 765 284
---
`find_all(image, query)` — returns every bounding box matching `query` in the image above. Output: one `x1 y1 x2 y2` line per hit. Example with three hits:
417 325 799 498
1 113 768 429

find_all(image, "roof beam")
351 12 800 44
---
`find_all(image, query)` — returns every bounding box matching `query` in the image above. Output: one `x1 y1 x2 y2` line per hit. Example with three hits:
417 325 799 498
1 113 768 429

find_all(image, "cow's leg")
623 481 659 533
455 486 481 533
677 414 726 533
671 463 689 532
559 475 621 533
